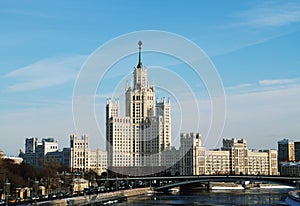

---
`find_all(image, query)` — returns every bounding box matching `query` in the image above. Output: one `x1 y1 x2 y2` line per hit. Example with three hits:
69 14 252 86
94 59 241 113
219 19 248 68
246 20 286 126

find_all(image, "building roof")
278 138 294 144
281 162 300 167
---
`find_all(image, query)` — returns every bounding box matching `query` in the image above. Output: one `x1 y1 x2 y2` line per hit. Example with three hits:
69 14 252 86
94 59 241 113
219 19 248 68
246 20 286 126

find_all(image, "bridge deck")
98 175 300 191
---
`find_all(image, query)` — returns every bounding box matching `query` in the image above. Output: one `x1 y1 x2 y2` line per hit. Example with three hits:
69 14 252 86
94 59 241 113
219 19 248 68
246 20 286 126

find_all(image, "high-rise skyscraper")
106 41 171 176
277 138 295 174
278 139 295 162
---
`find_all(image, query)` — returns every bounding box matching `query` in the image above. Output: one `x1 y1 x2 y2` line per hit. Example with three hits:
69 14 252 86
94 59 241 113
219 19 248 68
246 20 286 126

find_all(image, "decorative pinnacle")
138 40 142 47
137 41 143 68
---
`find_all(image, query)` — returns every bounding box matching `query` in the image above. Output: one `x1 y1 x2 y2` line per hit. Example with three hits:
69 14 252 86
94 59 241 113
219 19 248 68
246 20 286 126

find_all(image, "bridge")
99 175 300 191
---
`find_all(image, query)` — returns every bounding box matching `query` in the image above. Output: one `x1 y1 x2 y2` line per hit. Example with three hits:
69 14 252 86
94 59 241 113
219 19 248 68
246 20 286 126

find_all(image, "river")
116 187 293 205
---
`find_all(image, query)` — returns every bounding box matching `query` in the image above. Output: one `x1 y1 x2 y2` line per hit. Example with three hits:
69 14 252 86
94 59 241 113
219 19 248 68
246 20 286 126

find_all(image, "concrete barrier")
38 187 153 206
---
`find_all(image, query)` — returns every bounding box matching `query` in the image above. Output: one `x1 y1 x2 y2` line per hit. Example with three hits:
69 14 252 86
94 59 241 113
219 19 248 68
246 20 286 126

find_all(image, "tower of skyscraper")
106 41 171 176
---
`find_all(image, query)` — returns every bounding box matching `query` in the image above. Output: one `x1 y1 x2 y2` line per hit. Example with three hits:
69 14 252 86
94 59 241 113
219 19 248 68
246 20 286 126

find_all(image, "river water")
117 188 293 205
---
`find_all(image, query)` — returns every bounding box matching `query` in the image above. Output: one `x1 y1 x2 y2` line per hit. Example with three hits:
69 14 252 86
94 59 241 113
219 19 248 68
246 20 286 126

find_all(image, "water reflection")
117 188 291 205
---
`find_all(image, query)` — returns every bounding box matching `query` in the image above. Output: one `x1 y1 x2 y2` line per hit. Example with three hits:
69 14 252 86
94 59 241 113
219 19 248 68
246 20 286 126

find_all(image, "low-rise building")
0 150 23 164
162 146 180 175
19 135 107 175
280 162 300 176
19 137 67 168
72 178 89 192
178 134 278 176
89 148 107 175
205 150 230 175
248 149 278 175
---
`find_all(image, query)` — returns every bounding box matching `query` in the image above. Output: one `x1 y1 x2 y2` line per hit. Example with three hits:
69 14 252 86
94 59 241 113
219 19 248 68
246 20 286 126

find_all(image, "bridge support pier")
206 182 212 191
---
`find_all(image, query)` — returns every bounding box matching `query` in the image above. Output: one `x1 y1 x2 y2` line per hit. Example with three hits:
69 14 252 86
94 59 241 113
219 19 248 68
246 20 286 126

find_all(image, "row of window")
47 146 58 150
74 142 88 145
132 95 154 101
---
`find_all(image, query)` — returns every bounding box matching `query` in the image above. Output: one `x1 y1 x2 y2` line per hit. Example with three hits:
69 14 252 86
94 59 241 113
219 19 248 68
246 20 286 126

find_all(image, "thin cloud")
226 77 300 95
227 83 253 90
3 54 87 92
210 1 300 57
259 78 299 86
233 2 300 28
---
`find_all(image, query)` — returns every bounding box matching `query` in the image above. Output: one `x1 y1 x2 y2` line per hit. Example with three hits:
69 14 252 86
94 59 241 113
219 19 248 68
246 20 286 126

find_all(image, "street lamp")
33 180 39 205
4 180 11 206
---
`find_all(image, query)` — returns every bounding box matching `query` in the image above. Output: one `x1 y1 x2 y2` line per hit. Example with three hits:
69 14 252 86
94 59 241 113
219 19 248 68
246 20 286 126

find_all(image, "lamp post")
4 180 10 206
33 180 39 205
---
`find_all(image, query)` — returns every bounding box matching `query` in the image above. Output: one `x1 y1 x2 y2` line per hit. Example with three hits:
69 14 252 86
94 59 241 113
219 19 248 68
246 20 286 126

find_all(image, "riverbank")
38 187 153 206
210 182 295 190
210 182 244 190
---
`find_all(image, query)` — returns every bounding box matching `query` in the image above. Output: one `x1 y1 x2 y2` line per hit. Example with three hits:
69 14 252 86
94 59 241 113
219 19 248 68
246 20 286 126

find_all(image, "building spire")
137 41 143 68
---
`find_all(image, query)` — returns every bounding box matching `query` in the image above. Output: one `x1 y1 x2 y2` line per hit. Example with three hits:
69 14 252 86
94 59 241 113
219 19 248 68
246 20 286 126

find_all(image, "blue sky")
1 0 300 155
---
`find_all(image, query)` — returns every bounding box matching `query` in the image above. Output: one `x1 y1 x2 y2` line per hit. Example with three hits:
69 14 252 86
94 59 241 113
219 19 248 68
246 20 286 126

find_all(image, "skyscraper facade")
70 134 89 172
106 41 171 175
179 133 205 175
278 139 295 162
222 138 249 175
277 138 296 174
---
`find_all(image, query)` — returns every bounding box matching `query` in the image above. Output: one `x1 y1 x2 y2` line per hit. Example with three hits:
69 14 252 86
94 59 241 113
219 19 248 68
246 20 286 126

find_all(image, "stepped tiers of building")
106 41 171 176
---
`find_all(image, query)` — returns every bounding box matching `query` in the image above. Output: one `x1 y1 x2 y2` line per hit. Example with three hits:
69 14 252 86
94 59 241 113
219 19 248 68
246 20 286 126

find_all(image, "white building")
70 134 89 172
179 134 278 176
222 138 249 175
106 41 171 176
248 149 278 175
20 135 107 175
89 148 107 175
205 150 230 175
0 151 23 164
20 137 63 167
67 134 108 174
179 133 204 175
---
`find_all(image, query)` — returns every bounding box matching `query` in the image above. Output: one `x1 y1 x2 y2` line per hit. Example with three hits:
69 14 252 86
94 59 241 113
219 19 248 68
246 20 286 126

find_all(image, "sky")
0 0 300 155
